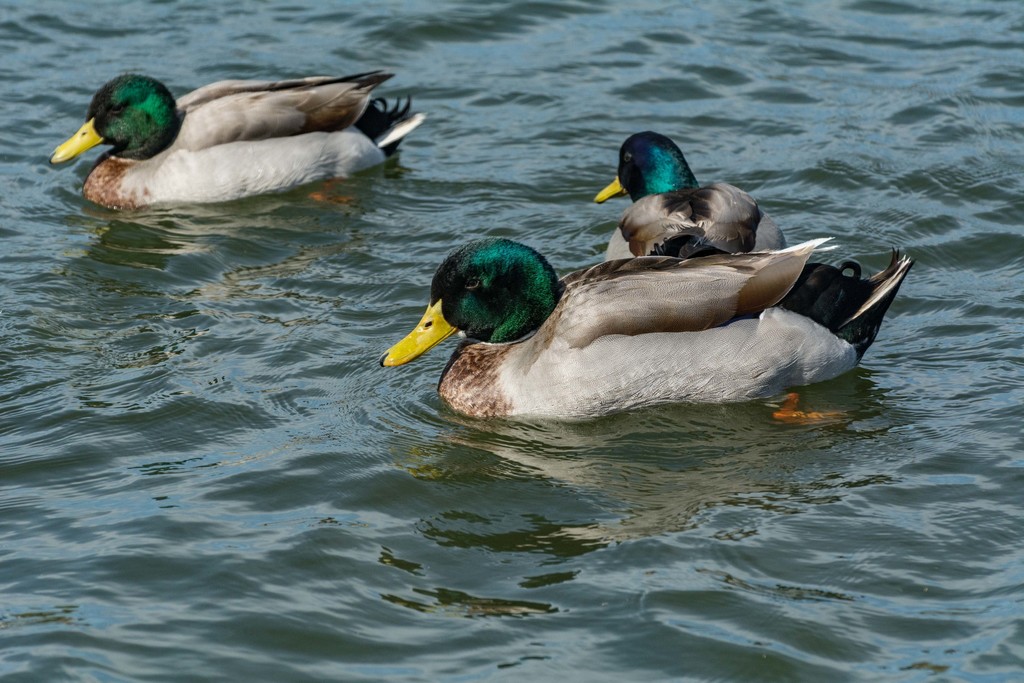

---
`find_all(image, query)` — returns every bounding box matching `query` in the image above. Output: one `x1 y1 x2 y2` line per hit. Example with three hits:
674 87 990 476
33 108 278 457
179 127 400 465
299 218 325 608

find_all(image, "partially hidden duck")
381 238 912 419
595 131 785 260
50 71 425 209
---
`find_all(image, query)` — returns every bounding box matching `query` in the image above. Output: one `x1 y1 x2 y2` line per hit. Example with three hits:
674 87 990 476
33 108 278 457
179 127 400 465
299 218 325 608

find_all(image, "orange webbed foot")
772 392 846 425
308 179 357 204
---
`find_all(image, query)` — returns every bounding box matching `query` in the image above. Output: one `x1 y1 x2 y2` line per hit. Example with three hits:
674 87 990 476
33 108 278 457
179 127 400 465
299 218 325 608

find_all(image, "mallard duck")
49 71 425 209
595 131 785 260
380 238 913 419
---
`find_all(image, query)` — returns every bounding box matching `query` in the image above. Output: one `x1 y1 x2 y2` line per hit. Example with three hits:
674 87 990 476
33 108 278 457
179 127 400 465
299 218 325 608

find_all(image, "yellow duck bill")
50 119 104 164
380 300 457 367
594 176 627 203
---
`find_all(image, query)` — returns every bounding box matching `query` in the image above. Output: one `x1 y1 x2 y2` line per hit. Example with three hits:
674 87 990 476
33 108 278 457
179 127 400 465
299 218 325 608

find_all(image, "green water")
2 1 1023 681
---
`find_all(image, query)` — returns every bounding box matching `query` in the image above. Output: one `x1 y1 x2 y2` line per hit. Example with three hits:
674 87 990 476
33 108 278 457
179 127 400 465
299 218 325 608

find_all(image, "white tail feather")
376 112 426 150
773 237 835 255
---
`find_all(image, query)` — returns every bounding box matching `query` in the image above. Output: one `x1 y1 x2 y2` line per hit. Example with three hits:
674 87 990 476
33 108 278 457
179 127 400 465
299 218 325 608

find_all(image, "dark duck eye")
465 278 481 291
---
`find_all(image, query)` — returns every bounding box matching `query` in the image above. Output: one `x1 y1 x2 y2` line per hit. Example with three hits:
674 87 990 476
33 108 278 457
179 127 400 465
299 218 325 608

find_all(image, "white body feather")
492 308 857 418
116 129 385 205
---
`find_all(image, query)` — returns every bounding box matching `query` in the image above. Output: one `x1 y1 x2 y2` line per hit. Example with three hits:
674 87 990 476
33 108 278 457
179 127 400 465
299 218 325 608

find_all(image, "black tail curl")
780 250 913 359
354 96 415 156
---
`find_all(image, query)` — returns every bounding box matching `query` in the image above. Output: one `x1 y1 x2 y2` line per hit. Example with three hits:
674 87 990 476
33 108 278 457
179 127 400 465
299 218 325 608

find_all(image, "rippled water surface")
2 1 1023 681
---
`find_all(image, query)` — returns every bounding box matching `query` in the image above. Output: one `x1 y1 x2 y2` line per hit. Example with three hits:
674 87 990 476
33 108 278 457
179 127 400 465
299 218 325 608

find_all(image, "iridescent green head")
89 74 179 159
431 238 560 343
50 74 180 164
615 131 699 200
381 239 561 367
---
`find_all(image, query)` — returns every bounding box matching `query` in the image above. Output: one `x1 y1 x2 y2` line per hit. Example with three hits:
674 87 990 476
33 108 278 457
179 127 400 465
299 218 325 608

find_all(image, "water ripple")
1 0 1023 681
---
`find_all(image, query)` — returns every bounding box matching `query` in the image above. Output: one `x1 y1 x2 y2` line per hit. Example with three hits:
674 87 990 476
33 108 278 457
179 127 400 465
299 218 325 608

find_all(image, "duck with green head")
381 237 912 419
50 71 425 209
595 131 785 260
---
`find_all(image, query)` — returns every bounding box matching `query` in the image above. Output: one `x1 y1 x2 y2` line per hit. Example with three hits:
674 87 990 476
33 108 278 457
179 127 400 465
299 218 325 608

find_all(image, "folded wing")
552 239 828 348
618 182 764 257
174 72 392 151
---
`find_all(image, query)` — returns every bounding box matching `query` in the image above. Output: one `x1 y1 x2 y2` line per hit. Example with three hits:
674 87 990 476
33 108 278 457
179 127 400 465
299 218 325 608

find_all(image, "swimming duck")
380 238 912 419
49 71 425 209
595 131 785 260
